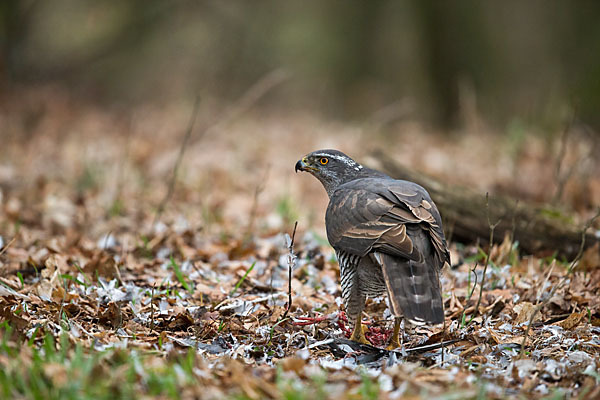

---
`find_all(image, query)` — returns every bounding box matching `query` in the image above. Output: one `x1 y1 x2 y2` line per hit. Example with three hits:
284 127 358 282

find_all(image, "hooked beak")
295 157 308 173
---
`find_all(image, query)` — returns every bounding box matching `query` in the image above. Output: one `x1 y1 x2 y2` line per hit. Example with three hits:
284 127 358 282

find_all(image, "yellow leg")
349 317 370 345
386 317 402 350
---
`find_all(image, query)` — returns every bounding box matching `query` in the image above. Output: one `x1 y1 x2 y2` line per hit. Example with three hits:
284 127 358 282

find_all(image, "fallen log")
370 150 599 260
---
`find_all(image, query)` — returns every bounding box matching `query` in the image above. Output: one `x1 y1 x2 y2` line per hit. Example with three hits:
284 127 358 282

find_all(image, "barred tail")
372 251 443 325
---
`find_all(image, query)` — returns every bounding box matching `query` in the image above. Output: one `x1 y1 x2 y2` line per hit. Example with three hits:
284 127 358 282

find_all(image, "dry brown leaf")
44 254 68 276
0 285 29 299
99 302 122 329
490 232 513 266
84 252 123 282
499 336 527 346
36 255 67 301
167 311 194 331
0 306 29 331
579 242 600 272
470 355 487 364
514 302 541 324
557 311 586 330
280 357 306 373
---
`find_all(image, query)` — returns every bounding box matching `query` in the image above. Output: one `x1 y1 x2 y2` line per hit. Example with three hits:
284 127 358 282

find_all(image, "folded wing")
326 178 448 324
326 178 449 267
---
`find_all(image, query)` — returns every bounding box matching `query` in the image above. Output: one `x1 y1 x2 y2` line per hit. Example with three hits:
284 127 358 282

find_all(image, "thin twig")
518 207 600 358
281 221 298 320
153 96 201 226
244 165 270 238
0 236 16 257
459 263 478 327
472 193 501 320
150 284 156 332
468 264 479 299
510 199 519 245
441 317 446 366
552 106 577 204
154 70 289 227
439 264 447 365
110 116 132 220
189 69 290 146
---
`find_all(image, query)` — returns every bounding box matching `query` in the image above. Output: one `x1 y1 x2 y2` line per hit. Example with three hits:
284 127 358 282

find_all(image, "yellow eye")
319 157 329 165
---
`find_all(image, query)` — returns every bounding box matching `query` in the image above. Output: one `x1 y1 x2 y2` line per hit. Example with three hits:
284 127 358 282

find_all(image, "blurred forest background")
3 0 600 128
1 0 599 229
2 2 600 398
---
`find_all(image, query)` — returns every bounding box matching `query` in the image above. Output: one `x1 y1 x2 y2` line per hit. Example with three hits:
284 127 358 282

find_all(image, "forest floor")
1 88 600 399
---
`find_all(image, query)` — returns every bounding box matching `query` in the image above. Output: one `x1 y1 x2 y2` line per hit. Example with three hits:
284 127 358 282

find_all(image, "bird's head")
295 149 364 196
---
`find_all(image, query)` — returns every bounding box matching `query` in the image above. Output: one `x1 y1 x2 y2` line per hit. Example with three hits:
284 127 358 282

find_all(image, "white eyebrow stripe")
313 153 364 170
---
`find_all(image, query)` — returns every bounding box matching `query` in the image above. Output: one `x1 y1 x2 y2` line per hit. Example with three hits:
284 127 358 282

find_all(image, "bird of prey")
295 150 449 349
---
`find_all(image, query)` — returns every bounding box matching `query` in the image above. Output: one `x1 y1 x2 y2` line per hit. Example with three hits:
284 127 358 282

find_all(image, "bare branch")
150 284 156 332
458 263 478 328
0 236 17 257
552 106 577 204
153 69 289 227
472 193 501 320
281 221 298 320
244 165 270 238
189 69 290 146
153 96 201 226
468 264 479 300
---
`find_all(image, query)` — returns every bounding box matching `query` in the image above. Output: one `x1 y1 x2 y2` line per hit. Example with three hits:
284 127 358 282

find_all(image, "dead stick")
471 193 500 321
281 221 298 320
189 69 289 146
244 165 270 238
153 96 201 226
459 263 478 325
0 236 16 257
150 284 156 332
552 106 577 205
518 207 600 358
154 70 289 226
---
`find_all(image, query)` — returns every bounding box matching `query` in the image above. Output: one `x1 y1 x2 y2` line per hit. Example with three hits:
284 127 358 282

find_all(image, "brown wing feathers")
326 178 447 324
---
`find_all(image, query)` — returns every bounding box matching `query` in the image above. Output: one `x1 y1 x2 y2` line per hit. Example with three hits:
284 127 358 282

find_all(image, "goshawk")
295 149 449 348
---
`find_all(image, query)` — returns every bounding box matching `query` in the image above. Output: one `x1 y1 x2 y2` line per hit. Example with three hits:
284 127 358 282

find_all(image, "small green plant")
358 369 379 400
76 164 102 193
230 261 256 296
16 272 24 289
61 273 89 289
0 328 203 399
170 256 194 295
276 196 299 226
108 197 124 217
138 235 154 259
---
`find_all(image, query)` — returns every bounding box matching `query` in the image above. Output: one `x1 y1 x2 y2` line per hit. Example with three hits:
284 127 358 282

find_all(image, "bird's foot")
386 317 403 350
385 337 402 351
349 322 370 345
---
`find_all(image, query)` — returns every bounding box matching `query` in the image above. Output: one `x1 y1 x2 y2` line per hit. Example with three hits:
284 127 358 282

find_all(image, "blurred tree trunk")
0 0 34 87
414 1 459 127
412 0 493 128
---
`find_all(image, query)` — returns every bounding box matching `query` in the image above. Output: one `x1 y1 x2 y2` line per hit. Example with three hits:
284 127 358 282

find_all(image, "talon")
349 319 371 345
386 339 401 351
386 317 402 350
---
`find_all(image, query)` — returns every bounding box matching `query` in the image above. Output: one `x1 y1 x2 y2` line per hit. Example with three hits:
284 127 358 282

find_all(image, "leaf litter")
1 101 599 399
